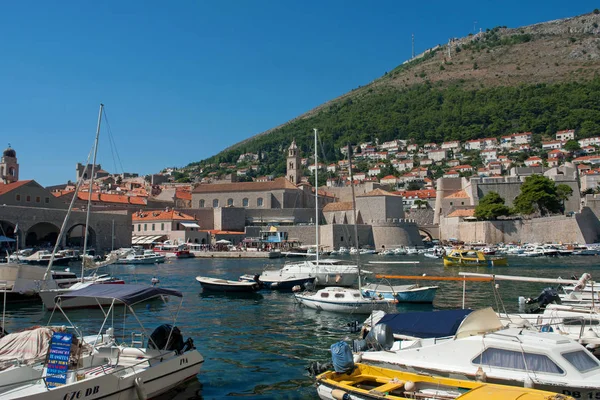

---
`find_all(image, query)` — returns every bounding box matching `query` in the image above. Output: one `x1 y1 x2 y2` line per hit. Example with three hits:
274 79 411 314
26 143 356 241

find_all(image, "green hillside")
186 11 600 179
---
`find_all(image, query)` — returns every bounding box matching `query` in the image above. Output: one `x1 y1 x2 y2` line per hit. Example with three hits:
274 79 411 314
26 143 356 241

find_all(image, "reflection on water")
3 255 600 399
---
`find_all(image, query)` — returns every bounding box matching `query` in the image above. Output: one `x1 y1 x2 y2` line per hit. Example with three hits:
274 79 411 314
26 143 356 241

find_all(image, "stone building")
0 147 131 253
131 209 209 246
321 188 423 249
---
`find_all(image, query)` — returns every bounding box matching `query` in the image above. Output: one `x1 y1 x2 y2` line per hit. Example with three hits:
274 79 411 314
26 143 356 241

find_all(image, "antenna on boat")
314 128 319 266
81 103 103 282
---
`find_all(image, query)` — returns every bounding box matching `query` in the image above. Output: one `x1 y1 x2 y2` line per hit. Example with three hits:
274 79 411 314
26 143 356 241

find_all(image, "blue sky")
1 1 597 186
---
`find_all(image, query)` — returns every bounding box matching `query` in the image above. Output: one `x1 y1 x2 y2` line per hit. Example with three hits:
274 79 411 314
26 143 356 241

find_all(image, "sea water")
4 255 600 399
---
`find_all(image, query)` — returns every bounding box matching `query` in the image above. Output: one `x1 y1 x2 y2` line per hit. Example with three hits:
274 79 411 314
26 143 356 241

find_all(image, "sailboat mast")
81 103 103 281
347 144 362 289
314 128 319 265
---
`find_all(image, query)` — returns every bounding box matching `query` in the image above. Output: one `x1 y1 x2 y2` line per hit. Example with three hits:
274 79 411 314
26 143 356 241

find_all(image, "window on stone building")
450 202 453 206
341 236 344 241
15 194 20 201
213 199 219 208
26 195 31 202
144 224 147 231
257 197 263 207
138 224 141 232
36 196 41 203
461 202 464 205
152 224 155 231
243 198 249 207
199 199 205 208
161 223 164 230
45 197 49 203
227 198 233 206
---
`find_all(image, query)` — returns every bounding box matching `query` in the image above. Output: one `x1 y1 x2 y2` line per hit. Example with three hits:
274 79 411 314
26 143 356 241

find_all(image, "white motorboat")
277 258 360 287
0 284 204 400
358 308 600 398
361 282 438 303
196 276 261 292
115 249 165 265
294 286 398 314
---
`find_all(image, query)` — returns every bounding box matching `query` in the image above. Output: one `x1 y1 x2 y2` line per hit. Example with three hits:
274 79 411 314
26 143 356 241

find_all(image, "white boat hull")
0 350 203 400
295 287 397 314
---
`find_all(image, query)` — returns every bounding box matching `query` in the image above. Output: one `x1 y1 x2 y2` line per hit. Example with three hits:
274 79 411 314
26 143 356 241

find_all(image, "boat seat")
94 346 120 365
370 380 405 394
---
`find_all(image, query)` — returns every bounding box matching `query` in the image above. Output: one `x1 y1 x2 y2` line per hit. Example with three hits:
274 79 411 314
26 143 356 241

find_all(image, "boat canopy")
376 309 473 338
56 284 182 305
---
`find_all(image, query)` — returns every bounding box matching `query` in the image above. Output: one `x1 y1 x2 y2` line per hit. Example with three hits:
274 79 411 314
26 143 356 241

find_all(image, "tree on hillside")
414 199 429 209
556 183 574 211
563 140 581 153
474 191 510 220
406 181 421 191
513 175 562 216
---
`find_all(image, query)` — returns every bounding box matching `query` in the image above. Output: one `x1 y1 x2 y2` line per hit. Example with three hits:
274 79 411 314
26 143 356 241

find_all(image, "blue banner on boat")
46 332 73 388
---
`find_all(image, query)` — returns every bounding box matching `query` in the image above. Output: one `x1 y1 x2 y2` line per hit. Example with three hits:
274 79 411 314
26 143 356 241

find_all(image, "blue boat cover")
377 309 473 338
57 284 182 305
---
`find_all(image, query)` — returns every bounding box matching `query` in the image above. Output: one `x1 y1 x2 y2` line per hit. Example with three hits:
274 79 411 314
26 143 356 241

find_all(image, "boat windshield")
562 350 600 373
472 347 564 374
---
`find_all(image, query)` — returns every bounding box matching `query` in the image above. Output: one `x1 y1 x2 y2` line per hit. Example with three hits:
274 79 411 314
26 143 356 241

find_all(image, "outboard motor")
353 323 394 352
524 287 561 313
148 324 185 353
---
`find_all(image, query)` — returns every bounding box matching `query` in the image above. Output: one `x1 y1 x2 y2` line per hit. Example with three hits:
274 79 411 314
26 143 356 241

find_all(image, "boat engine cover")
366 323 394 350
148 324 185 352
330 341 354 373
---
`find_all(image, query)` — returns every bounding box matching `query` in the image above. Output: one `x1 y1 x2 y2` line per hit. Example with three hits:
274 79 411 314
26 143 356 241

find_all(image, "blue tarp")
377 309 473 338
0 236 15 243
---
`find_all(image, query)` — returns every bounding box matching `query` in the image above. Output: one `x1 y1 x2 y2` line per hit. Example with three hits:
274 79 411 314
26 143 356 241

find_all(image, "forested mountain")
186 11 600 178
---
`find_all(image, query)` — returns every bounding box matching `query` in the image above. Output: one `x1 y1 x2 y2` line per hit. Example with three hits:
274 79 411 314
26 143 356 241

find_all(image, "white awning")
180 222 201 228
131 235 165 244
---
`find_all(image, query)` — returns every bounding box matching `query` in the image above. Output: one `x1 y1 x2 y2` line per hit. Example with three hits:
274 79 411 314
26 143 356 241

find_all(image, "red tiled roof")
0 180 34 195
445 190 469 199
76 192 147 205
175 190 192 201
323 202 354 212
447 209 476 217
393 189 436 199
132 209 195 222
192 177 297 193
357 188 400 197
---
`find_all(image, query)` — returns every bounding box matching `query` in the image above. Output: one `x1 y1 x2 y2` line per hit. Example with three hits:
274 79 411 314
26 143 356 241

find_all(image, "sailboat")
247 129 360 288
294 138 398 314
39 104 122 310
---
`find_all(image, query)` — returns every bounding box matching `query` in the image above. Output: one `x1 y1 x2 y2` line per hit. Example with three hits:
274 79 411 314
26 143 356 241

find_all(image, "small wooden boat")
316 363 572 400
443 249 507 267
196 276 261 292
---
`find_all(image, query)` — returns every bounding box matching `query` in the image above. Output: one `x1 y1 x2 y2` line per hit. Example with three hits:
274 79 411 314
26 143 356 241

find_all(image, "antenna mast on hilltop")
411 33 415 59
473 20 478 33
447 38 451 59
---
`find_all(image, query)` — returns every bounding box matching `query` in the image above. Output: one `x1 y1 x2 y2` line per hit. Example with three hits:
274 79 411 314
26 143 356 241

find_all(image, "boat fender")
134 376 148 400
404 381 415 392
326 274 330 284
335 274 341 283
292 285 302 292
475 366 487 382
352 353 362 363
331 389 350 400
523 376 533 388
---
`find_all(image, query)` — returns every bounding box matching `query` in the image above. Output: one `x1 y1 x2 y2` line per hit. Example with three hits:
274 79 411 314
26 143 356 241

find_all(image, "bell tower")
286 139 301 184
0 145 19 184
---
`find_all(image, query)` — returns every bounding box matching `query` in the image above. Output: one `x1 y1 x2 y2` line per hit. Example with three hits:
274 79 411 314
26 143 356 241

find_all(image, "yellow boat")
316 363 571 400
443 249 508 267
